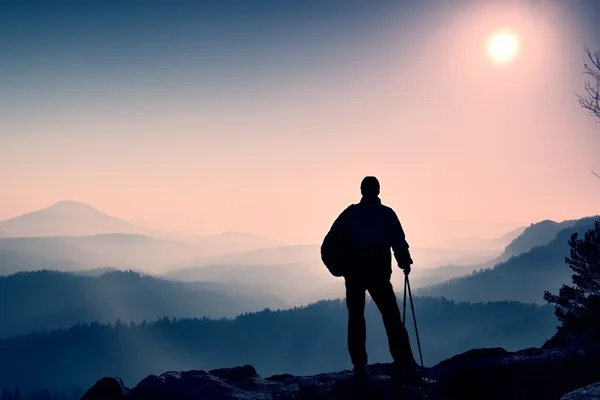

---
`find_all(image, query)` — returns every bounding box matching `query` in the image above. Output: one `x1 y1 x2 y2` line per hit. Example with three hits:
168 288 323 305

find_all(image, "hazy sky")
2 0 600 245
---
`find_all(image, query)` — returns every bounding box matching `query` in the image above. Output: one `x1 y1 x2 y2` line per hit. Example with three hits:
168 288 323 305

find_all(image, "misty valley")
0 201 598 398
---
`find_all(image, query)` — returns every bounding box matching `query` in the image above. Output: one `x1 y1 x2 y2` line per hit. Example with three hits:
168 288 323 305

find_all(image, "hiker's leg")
368 280 416 367
345 278 367 368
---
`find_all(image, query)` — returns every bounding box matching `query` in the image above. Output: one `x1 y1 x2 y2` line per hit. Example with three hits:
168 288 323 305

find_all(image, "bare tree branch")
592 170 600 180
575 47 600 122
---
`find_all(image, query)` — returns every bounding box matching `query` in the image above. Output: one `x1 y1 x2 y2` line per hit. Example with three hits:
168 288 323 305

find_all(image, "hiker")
322 176 421 382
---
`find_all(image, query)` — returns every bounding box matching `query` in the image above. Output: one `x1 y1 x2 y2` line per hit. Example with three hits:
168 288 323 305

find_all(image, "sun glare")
486 31 519 63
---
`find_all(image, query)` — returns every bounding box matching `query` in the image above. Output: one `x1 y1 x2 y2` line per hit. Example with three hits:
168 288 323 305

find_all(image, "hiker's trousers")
344 277 416 368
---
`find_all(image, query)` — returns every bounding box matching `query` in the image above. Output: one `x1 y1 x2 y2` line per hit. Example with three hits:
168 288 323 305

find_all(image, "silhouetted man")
324 176 420 382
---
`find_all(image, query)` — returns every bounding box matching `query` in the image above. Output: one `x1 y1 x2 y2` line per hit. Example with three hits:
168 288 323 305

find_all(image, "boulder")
81 329 600 400
561 382 600 400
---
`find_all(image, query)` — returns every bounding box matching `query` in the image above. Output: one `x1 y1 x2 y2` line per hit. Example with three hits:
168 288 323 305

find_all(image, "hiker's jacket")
328 196 413 280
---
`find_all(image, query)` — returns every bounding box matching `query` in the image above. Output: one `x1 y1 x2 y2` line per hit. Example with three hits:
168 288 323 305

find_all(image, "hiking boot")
393 362 422 386
352 365 369 381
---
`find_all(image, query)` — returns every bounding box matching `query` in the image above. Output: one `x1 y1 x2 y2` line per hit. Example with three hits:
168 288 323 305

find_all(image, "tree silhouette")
543 221 600 332
575 47 600 179
577 47 600 122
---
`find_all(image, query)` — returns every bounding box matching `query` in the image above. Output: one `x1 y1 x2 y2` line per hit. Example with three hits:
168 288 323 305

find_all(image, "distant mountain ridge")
0 201 142 237
416 216 600 304
412 216 592 286
164 243 504 305
433 226 527 251
0 233 287 275
0 200 284 245
0 201 289 274
0 248 88 275
501 219 578 259
164 220 586 305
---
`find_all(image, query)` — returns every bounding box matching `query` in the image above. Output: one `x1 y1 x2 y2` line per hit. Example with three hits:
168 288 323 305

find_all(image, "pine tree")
544 221 600 332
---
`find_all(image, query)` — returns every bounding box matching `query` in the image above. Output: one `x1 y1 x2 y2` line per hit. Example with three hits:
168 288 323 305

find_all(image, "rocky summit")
561 382 600 400
81 329 600 400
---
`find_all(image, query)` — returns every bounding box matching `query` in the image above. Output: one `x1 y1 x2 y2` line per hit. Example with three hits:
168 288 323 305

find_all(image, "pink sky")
1 1 599 246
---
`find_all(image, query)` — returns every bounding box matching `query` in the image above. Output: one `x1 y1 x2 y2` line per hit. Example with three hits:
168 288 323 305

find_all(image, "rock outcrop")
81 329 600 400
561 382 600 400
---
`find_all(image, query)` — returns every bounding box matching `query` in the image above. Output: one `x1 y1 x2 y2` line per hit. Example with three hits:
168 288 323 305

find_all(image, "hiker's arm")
389 210 413 270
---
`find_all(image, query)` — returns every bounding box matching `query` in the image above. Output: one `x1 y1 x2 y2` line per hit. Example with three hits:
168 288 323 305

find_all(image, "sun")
486 31 519 63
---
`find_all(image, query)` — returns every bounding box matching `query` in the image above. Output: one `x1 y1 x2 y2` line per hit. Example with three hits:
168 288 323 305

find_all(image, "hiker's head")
360 176 380 197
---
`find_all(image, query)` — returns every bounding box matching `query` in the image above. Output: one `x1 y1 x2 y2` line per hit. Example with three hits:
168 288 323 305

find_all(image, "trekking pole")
402 273 408 326
406 274 424 368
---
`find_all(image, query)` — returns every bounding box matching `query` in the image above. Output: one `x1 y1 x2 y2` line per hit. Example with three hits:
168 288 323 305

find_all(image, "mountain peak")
46 200 105 213
49 200 97 207
0 200 140 238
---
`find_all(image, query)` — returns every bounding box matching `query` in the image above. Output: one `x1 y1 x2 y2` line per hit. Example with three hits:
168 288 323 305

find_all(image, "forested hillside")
0 297 557 394
417 217 600 303
0 270 285 338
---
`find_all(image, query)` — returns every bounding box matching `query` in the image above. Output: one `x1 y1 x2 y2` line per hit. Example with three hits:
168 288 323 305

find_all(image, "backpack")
320 205 355 277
